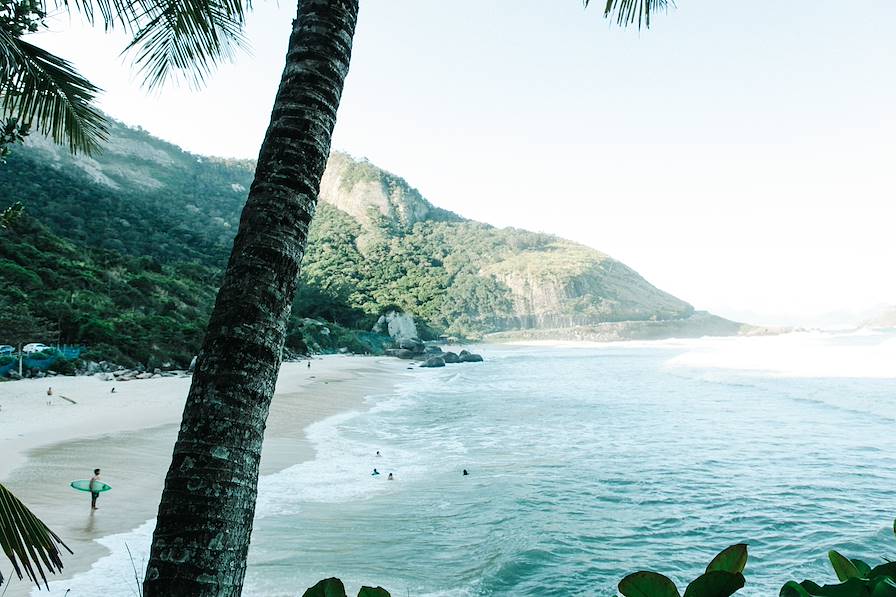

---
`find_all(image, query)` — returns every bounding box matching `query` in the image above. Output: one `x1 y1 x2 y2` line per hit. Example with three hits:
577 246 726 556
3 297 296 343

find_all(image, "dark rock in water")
423 344 443 355
458 349 471 357
420 356 446 368
443 351 460 364
459 352 484 363
398 338 425 353
388 348 416 360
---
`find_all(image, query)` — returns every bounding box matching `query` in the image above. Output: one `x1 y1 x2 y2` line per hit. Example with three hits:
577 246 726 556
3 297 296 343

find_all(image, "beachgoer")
462 469 469 476
387 473 394 480
47 387 53 396
89 468 101 510
111 387 116 394
372 468 380 476
307 361 311 368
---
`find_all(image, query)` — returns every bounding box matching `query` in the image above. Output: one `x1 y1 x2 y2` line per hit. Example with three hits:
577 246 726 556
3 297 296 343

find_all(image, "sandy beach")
0 356 408 596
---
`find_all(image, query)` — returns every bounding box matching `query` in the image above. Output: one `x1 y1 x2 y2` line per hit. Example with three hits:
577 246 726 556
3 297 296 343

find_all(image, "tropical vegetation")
0 482 70 590
617 518 896 597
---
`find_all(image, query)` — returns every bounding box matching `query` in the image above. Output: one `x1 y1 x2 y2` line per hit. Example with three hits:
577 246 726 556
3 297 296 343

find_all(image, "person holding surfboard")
90 468 102 510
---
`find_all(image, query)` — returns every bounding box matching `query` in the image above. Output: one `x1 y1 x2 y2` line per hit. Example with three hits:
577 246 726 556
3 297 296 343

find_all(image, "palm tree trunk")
143 1 359 595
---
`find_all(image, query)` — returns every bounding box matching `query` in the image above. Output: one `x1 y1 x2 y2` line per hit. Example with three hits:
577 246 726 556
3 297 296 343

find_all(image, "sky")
31 0 896 326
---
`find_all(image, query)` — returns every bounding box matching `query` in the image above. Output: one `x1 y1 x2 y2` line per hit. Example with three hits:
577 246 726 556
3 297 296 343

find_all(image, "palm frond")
51 0 142 31
587 0 672 29
125 0 252 91
0 31 107 153
0 482 72 590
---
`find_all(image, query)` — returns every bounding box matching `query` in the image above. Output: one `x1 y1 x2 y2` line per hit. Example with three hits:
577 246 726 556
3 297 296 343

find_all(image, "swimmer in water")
387 473 394 480
372 468 380 476
462 469 469 476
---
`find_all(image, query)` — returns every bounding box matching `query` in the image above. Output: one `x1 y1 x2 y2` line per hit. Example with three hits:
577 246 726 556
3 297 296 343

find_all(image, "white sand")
0 355 409 596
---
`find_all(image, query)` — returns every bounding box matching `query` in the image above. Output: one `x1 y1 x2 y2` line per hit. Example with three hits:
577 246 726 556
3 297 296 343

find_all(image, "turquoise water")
49 332 896 596
244 333 896 596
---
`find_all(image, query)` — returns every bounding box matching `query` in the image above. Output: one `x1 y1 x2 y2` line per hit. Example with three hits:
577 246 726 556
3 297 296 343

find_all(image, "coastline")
0 356 408 596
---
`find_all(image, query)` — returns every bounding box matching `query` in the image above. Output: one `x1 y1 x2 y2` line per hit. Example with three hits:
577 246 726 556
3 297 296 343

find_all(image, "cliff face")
316 151 694 332
319 152 443 228
5 122 722 339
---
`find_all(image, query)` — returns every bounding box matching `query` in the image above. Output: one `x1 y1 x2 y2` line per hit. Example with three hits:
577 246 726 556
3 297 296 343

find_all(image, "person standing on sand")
89 468 102 510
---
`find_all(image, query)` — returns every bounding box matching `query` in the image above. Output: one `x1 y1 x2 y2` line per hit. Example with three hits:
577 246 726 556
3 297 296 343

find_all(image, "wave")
665 332 896 379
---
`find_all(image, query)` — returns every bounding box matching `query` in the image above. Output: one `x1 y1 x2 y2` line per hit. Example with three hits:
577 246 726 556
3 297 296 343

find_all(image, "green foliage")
301 578 391 597
0 481 71 589
0 216 215 366
779 519 896 596
619 545 748 597
618 520 896 597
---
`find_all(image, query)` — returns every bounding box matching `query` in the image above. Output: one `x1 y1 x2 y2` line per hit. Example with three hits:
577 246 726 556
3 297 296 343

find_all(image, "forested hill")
0 121 739 365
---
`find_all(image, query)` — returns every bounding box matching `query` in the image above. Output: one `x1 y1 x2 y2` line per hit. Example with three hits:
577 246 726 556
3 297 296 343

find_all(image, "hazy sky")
32 0 896 326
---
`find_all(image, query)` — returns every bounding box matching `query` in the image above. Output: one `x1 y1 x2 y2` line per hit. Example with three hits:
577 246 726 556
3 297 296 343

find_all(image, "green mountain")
0 121 740 366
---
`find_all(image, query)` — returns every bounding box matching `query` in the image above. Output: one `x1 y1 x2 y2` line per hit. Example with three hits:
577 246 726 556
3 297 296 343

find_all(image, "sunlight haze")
33 0 896 326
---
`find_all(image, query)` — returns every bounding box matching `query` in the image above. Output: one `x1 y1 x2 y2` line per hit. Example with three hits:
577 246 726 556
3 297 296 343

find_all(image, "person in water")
463 469 469 476
372 468 380 476
375 450 381 457
89 468 102 510
387 473 394 480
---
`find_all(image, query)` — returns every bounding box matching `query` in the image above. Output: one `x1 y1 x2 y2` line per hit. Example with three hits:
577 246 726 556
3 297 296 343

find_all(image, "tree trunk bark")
143 1 359 595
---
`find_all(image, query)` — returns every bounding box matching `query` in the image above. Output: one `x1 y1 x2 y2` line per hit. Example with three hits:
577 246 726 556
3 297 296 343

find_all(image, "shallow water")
48 332 896 596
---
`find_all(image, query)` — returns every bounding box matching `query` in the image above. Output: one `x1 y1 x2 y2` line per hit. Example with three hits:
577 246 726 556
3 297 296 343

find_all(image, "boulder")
423 345 443 355
136 372 153 379
459 352 484 363
443 351 460 364
385 348 416 360
420 356 446 368
373 310 419 341
397 337 425 353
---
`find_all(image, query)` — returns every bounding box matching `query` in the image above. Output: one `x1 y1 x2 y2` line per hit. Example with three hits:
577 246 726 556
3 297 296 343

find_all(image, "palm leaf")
586 0 673 29
0 482 72 590
52 0 143 31
125 0 251 90
50 1 252 90
0 31 107 153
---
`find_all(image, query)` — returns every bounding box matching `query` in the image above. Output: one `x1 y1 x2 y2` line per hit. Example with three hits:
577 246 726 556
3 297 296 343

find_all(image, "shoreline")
0 355 408 597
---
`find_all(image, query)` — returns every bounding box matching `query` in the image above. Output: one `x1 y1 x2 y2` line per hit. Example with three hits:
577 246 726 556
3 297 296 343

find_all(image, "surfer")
372 468 380 476
90 468 102 510
387 473 394 480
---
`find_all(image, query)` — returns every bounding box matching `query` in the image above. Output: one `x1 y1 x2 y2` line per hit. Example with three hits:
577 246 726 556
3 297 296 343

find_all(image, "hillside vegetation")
0 121 735 366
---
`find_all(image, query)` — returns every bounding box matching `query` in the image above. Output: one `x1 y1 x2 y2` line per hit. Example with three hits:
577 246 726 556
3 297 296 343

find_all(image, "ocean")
46 331 896 596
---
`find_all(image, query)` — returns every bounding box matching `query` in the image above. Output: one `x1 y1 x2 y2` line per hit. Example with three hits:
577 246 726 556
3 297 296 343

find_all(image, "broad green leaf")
302 578 348 597
683 571 745 597
830 551 862 581
853 561 873 578
799 577 872 597
619 571 681 597
869 563 896 580
871 577 896 597
781 581 812 597
707 545 749 574
358 588 391 597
